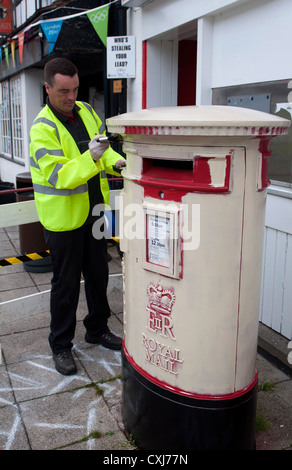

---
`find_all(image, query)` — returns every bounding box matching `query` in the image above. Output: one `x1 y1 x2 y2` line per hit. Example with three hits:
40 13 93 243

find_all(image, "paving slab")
19 387 126 450
0 365 15 407
0 404 30 450
0 227 291 452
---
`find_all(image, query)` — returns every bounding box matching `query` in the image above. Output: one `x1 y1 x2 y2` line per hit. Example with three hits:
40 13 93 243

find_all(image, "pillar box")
106 105 289 450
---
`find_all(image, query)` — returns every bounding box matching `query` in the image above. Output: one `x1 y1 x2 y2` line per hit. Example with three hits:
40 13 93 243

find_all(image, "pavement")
0 224 291 452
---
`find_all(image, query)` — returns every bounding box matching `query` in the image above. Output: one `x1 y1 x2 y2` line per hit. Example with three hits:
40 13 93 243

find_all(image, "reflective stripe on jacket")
30 101 122 232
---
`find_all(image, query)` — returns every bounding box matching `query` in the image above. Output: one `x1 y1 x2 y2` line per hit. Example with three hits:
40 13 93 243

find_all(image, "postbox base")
122 348 257 451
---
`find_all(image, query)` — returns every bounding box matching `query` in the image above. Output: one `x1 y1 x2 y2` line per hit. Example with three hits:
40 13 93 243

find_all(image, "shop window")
213 80 292 187
269 102 292 186
15 0 56 29
0 75 24 162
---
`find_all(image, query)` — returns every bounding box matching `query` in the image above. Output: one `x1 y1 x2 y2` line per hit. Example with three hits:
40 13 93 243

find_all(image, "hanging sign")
0 0 12 34
107 36 135 79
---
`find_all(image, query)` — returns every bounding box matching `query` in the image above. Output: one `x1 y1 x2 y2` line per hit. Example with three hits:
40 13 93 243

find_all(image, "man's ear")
44 82 50 94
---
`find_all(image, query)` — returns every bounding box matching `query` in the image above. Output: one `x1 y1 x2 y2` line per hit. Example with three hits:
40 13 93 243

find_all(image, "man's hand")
115 159 126 168
113 159 126 173
89 135 109 161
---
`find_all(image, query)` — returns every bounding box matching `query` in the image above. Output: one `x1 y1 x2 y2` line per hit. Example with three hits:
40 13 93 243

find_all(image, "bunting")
0 1 117 68
18 32 24 64
87 4 110 47
4 44 8 67
41 20 63 54
11 39 15 67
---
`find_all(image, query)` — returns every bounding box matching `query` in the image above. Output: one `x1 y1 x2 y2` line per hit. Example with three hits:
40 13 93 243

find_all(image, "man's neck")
47 98 75 120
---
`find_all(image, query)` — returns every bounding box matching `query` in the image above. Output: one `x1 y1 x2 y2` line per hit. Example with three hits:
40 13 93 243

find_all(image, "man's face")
45 73 79 116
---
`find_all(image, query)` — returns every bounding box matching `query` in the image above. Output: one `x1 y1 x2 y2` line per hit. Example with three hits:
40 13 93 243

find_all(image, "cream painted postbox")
107 106 289 451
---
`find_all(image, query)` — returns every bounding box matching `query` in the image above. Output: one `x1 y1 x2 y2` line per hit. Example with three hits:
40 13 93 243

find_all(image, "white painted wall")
196 17 213 105
126 7 143 111
260 190 292 339
141 0 252 41
212 0 292 88
25 69 44 137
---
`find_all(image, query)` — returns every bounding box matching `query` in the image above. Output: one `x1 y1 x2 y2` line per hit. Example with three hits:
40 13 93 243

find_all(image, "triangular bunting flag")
25 30 29 53
41 20 63 54
18 32 25 64
11 39 15 67
4 45 9 67
87 4 109 47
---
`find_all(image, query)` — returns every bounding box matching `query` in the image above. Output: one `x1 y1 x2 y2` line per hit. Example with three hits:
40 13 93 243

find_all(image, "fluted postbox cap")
106 105 290 137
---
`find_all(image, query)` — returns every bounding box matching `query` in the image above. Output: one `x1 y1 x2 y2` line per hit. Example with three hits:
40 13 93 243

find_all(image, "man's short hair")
44 58 78 86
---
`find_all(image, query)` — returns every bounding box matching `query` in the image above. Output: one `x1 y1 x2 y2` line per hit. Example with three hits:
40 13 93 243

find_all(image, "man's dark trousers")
45 223 110 354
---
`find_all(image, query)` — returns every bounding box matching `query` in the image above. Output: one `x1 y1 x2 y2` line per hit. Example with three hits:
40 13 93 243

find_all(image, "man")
30 58 125 375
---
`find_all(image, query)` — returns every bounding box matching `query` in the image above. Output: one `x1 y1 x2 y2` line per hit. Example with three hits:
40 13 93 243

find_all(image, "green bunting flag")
87 4 109 47
4 44 9 67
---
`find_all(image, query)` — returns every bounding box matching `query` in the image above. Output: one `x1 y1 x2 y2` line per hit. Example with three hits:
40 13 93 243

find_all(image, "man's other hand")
89 135 110 161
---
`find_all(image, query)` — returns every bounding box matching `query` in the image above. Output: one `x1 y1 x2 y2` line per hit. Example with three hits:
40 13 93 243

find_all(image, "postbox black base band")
121 348 257 451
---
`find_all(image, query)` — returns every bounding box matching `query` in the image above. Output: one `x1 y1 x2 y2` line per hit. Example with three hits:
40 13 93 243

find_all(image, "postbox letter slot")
142 158 193 182
140 155 231 193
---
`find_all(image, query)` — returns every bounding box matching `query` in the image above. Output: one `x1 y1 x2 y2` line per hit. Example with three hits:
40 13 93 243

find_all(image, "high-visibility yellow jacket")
30 101 122 232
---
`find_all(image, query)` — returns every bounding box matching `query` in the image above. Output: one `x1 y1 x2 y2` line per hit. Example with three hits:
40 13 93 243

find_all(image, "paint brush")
77 134 122 146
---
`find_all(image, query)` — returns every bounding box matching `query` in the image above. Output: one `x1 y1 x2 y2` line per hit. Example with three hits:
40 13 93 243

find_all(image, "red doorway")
177 39 197 106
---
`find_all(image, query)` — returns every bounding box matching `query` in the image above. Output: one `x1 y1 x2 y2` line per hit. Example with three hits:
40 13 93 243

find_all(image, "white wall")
260 190 292 339
141 0 252 41
212 0 292 88
126 7 143 111
25 69 44 136
196 17 213 105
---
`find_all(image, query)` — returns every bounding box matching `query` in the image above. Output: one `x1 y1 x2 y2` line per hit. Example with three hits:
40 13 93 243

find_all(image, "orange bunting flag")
11 39 15 67
18 32 24 64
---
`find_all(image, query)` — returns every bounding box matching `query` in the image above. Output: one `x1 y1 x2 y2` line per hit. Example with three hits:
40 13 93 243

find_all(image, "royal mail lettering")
142 333 183 375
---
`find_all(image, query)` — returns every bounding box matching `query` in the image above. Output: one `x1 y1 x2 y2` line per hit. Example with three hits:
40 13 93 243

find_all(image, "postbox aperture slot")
141 155 231 193
142 158 193 182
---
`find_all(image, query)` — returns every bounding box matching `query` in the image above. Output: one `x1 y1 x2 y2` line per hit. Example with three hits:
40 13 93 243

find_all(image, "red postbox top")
106 105 290 137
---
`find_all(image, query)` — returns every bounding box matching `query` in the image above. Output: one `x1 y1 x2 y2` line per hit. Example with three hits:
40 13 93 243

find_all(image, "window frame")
0 74 25 164
0 80 12 158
